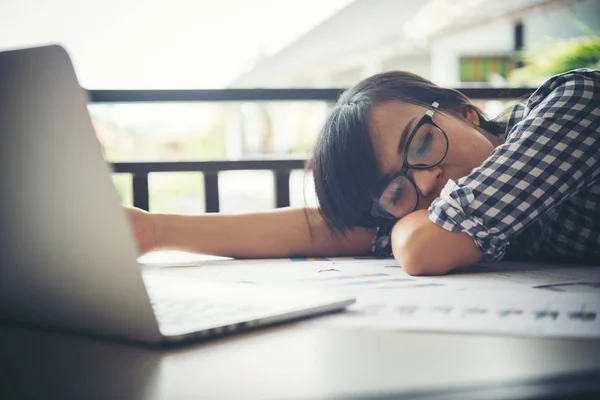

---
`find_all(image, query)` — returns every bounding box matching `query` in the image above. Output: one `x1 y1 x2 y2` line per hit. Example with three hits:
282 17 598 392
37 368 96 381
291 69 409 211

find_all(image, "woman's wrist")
150 212 217 254
150 212 173 251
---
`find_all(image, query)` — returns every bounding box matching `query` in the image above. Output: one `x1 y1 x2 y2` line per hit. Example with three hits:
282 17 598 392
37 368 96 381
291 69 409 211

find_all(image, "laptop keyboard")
142 274 277 335
141 273 353 338
149 294 264 328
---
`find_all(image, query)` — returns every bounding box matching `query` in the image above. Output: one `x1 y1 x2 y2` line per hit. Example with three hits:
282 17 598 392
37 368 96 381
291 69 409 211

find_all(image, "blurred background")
1 0 599 214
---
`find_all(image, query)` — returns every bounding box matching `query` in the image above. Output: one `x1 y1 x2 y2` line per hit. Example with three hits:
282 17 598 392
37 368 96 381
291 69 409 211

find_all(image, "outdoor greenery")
509 33 600 86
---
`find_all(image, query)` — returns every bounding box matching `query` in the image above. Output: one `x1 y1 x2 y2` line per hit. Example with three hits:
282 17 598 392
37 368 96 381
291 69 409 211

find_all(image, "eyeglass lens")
378 124 446 218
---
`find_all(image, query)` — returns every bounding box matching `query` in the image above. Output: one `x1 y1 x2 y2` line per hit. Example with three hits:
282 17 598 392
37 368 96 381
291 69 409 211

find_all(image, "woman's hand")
124 207 160 255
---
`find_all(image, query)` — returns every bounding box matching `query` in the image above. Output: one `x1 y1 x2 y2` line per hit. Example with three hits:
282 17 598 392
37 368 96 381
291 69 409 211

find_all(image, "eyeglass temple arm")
425 101 440 117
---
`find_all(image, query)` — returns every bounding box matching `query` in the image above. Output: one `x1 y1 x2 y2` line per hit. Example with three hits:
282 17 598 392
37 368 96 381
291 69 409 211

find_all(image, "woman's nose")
409 167 442 198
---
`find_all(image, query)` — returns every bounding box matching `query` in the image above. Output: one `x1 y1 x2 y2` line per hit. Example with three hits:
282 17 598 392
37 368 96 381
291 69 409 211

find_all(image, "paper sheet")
140 253 600 338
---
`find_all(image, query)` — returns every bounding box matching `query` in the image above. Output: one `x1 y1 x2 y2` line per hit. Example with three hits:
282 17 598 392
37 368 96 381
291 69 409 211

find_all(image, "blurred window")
459 56 515 83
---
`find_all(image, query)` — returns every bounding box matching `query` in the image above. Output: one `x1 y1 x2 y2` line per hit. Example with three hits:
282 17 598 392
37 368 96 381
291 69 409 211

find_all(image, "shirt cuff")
428 179 508 262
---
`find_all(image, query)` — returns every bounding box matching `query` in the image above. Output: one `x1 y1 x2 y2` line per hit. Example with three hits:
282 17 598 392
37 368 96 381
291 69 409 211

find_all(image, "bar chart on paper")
302 272 445 292
329 289 600 338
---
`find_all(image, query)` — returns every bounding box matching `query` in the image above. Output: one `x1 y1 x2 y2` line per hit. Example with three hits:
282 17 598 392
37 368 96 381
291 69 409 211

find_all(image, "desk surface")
3 253 600 399
2 320 600 400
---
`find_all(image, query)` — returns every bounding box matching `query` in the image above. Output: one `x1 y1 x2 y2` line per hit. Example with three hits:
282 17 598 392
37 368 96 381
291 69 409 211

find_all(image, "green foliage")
509 34 600 86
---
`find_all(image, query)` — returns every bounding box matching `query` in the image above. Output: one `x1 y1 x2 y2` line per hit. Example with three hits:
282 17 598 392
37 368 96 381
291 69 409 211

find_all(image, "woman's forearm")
153 207 375 259
391 210 484 275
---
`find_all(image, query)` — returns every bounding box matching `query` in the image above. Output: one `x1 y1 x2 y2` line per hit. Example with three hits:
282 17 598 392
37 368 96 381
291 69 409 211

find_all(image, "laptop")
0 45 355 346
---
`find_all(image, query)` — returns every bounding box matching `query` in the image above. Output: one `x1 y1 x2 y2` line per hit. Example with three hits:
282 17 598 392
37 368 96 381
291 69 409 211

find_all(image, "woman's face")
369 100 502 212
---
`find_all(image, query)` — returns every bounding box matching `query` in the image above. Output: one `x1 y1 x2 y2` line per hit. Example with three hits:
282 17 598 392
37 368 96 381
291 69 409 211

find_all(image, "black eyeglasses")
370 101 448 220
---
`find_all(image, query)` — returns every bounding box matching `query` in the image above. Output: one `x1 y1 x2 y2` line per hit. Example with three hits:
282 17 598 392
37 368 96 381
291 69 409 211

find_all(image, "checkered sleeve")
428 69 600 262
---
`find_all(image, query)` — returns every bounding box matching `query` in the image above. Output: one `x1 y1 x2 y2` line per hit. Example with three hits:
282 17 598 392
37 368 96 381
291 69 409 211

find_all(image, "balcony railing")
97 87 535 212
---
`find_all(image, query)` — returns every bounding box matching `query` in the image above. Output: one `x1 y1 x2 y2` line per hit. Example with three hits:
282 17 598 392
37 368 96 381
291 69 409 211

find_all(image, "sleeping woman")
126 68 600 275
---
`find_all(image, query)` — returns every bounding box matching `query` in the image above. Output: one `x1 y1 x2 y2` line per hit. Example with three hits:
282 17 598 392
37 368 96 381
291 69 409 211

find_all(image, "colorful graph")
568 311 597 321
381 283 444 289
499 309 524 318
290 257 331 262
302 272 445 291
464 308 488 316
431 306 453 314
534 311 559 320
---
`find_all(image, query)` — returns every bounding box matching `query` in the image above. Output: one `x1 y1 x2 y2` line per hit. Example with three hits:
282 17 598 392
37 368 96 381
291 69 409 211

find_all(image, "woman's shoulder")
504 68 599 141
537 68 598 88
526 68 599 109
542 67 599 81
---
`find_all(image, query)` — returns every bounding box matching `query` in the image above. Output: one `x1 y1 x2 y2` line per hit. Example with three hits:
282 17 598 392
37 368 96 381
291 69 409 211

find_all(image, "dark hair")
311 70 506 234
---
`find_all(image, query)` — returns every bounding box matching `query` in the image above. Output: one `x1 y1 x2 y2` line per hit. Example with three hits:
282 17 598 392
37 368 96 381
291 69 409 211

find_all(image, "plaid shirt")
371 69 600 264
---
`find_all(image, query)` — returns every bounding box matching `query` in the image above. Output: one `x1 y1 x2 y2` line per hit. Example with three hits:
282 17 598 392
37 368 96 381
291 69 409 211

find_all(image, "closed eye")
412 130 433 158
390 181 405 205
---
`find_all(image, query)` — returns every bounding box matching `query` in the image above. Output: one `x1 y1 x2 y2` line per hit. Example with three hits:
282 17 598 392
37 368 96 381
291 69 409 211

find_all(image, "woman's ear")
459 105 480 127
